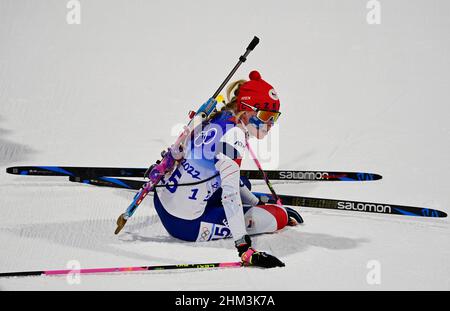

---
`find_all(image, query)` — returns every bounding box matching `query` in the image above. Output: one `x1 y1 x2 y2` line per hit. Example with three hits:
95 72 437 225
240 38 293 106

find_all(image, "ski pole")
246 141 282 205
0 262 242 278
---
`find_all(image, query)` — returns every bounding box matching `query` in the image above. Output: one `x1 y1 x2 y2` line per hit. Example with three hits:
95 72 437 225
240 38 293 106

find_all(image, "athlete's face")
241 111 273 139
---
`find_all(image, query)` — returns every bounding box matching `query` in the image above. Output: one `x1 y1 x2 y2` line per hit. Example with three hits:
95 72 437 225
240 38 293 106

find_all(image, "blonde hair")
207 79 247 121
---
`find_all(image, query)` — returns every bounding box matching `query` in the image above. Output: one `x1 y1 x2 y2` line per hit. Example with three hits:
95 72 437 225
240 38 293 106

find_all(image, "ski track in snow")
0 0 449 290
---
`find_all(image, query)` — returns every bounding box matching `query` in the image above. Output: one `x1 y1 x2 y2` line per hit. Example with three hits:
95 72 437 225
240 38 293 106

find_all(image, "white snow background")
0 0 449 290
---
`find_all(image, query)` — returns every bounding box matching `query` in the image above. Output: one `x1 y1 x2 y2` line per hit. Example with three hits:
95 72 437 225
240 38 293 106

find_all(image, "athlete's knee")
245 204 288 234
258 204 288 230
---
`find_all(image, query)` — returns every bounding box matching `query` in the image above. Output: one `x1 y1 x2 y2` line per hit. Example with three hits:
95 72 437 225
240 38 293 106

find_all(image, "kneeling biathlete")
153 71 302 268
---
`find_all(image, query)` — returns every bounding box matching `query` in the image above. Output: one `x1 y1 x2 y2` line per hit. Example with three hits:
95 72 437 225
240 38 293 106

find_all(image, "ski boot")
285 207 304 225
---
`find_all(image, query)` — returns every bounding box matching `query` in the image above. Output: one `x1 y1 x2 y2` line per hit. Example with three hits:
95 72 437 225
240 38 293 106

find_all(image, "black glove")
235 235 285 268
246 250 285 268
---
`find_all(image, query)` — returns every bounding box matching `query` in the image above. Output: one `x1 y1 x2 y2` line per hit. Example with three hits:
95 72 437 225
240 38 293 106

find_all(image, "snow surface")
0 0 449 290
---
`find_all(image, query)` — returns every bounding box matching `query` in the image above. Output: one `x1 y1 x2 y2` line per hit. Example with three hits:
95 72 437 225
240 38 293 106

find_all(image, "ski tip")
352 173 383 181
6 167 19 174
435 210 447 218
6 166 32 175
392 207 448 218
372 174 383 180
334 173 383 181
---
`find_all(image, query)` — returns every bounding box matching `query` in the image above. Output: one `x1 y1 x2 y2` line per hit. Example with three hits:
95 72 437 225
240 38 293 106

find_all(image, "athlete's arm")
240 183 259 206
214 127 248 242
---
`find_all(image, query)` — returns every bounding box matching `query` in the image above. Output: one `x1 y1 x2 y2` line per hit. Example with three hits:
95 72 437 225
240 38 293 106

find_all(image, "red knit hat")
237 71 280 112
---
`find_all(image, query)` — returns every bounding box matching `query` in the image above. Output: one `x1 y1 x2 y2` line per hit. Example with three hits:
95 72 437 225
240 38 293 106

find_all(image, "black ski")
7 166 382 181
69 176 447 219
254 192 447 218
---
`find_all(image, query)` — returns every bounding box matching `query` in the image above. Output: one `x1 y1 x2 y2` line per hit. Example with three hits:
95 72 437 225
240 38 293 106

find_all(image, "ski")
0 261 242 278
254 192 448 218
69 176 447 218
7 166 382 181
